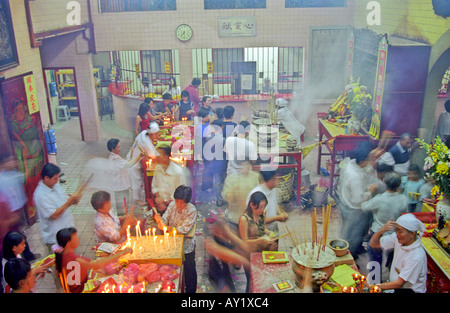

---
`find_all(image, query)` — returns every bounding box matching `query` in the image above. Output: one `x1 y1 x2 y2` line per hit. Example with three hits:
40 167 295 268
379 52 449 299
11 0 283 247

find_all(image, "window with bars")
109 50 179 96
204 0 266 10
193 47 303 96
285 0 346 8
98 0 176 13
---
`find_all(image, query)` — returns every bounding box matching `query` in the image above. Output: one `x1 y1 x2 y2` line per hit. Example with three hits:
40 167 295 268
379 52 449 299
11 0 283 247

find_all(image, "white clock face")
176 24 193 41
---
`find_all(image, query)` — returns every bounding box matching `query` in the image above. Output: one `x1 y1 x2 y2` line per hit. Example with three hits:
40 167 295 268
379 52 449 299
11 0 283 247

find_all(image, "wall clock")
176 24 193 42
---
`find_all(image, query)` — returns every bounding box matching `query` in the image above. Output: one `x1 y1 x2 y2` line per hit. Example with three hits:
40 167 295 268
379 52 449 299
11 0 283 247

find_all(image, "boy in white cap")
127 122 160 206
369 213 427 293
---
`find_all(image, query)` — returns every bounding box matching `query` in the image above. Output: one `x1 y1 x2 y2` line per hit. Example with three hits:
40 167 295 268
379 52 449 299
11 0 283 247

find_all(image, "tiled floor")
24 114 352 293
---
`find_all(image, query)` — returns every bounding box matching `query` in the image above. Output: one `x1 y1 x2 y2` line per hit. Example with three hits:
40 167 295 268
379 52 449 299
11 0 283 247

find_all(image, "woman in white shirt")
163 76 181 99
369 214 427 293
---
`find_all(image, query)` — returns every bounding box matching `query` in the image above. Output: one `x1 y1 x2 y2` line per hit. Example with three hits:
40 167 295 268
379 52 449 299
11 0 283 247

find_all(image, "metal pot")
291 243 336 292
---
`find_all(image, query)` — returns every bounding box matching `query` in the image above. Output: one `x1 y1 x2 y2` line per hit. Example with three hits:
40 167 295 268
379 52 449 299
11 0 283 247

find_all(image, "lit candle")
119 284 123 293
349 287 357 293
153 236 156 251
359 275 367 293
136 221 141 240
173 229 177 247
126 225 131 241
163 226 167 237
112 284 116 293
369 285 381 293
341 286 349 293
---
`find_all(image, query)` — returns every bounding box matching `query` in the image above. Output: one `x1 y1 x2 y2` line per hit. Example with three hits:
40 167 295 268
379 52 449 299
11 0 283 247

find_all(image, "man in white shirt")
152 145 188 213
33 163 81 253
127 122 160 206
337 142 378 258
369 214 427 293
246 170 288 232
224 121 258 175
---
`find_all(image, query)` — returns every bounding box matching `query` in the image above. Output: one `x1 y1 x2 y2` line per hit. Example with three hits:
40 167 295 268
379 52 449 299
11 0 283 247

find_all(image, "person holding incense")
369 214 427 293
91 191 137 244
54 227 132 293
153 185 197 293
33 163 81 255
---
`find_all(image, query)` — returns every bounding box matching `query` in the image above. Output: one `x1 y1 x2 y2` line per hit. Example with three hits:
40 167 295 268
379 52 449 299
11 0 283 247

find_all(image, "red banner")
369 36 388 139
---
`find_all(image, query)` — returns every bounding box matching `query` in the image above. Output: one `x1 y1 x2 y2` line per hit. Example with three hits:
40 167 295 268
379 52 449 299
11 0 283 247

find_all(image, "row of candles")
101 282 175 293
122 221 178 253
340 274 381 293
145 156 187 170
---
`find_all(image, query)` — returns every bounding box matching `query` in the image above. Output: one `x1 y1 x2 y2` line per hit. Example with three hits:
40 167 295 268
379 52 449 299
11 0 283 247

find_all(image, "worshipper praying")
369 214 427 293
54 227 132 293
127 121 160 206
337 141 378 258
153 185 197 293
361 172 408 280
152 145 188 214
377 133 414 176
3 258 41 293
239 191 277 293
33 163 81 254
246 170 288 233
222 120 260 224
184 78 202 114
91 191 137 244
107 138 131 215
1 231 46 292
0 153 39 262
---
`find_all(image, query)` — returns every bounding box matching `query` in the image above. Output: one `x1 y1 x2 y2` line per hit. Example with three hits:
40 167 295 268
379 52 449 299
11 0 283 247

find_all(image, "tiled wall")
3 1 50 127
29 0 90 34
90 0 356 88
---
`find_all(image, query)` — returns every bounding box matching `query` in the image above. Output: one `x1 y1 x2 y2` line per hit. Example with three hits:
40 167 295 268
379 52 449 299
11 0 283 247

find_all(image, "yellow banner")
300 138 335 159
23 74 39 114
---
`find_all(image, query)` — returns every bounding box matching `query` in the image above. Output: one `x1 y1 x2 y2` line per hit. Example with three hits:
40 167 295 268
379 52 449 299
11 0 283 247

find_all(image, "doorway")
42 67 84 140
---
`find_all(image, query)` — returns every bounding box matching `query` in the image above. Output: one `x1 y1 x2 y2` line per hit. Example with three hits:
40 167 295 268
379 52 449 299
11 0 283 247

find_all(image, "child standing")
400 164 425 212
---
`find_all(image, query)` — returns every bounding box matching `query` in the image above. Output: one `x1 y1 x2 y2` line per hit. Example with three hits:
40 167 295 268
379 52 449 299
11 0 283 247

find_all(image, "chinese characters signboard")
218 16 256 38
23 74 40 114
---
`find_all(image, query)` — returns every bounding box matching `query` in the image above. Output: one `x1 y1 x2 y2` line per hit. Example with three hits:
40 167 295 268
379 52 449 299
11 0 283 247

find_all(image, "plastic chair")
57 105 70 122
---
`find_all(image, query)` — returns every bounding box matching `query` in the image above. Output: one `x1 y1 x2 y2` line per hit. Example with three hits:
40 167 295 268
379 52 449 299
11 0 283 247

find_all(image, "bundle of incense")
322 204 332 251
311 207 317 248
75 173 93 195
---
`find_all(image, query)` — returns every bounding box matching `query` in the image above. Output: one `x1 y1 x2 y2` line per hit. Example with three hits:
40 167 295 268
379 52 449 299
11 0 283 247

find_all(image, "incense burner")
291 243 336 292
